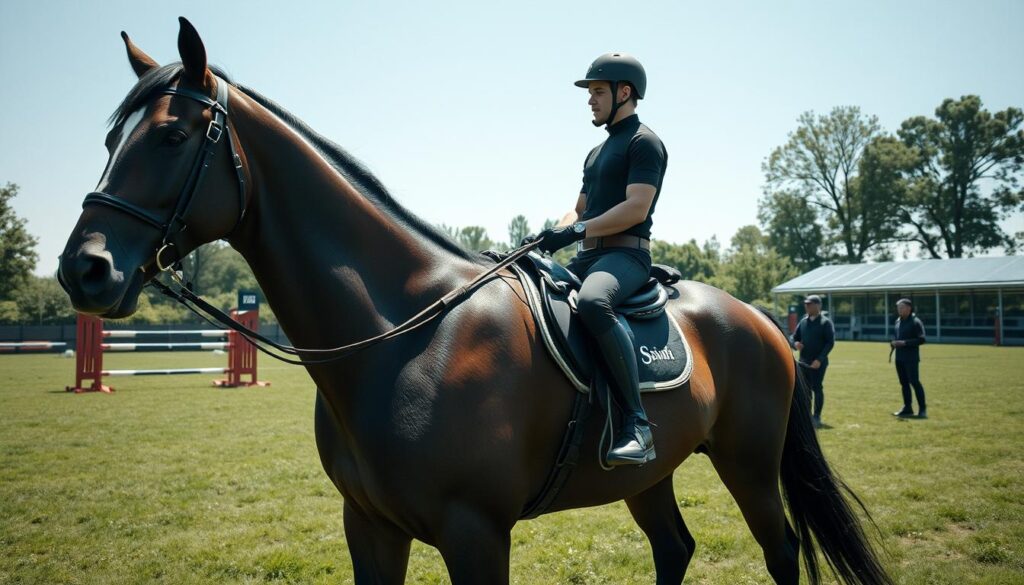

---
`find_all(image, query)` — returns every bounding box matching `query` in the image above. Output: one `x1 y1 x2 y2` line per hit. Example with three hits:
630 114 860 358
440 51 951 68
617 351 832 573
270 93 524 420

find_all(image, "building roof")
772 256 1024 294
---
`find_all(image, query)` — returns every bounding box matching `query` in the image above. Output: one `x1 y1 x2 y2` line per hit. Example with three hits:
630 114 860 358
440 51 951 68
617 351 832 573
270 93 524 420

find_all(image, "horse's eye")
164 130 189 147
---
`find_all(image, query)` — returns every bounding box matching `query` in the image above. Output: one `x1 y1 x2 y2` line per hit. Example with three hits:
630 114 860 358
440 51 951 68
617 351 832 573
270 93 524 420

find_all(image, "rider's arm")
556 193 587 227
578 184 655 237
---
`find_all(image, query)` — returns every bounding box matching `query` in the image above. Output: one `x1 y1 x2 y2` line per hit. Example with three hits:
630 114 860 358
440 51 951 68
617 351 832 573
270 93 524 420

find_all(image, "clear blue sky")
2 0 1022 276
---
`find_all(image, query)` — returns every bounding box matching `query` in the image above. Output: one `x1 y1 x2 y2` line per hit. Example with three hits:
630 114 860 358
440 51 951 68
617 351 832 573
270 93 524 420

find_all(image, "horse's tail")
754 306 893 585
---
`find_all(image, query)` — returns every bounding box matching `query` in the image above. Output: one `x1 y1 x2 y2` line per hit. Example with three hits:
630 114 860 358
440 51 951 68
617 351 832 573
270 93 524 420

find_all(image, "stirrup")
606 444 657 466
606 423 656 466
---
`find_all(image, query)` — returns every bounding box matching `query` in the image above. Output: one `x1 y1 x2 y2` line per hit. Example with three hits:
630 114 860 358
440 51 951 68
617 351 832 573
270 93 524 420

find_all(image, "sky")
2 0 1022 276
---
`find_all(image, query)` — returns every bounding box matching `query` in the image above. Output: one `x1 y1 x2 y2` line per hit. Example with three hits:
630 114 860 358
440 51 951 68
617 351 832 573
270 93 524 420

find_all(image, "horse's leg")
435 504 512 585
625 475 696 585
314 393 412 583
344 501 413 585
709 449 799 585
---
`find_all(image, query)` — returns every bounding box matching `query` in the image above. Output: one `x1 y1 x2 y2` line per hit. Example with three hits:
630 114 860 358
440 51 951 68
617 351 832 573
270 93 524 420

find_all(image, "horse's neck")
228 95 479 355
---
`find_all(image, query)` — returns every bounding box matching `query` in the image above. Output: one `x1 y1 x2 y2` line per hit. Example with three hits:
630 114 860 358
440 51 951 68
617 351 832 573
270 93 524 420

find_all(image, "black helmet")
575 52 647 99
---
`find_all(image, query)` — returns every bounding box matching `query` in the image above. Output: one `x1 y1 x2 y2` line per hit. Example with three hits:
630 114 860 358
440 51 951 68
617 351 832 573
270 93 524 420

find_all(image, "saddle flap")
512 259 692 394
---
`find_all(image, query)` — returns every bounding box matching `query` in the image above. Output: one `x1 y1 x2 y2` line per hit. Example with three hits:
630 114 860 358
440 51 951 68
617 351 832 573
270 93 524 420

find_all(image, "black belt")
579 234 650 251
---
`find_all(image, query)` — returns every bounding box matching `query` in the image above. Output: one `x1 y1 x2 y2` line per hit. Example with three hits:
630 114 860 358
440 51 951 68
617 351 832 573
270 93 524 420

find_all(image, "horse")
57 18 892 585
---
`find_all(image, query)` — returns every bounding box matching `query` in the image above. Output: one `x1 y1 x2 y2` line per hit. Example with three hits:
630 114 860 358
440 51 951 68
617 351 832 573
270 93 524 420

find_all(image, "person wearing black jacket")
790 294 835 428
891 298 928 419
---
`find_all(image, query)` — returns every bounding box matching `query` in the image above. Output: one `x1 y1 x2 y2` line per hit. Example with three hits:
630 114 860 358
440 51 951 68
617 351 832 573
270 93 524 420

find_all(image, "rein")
79 73 547 365
149 241 542 366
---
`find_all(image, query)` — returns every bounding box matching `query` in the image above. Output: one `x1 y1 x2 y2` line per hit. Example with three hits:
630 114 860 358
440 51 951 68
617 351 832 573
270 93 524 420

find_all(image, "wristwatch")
571 222 587 237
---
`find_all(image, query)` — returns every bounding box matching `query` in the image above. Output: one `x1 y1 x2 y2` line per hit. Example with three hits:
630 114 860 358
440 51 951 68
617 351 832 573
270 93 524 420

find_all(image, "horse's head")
59 18 248 318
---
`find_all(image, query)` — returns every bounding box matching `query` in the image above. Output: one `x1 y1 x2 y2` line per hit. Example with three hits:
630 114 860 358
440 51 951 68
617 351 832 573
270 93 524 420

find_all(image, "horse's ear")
121 31 159 78
176 17 210 88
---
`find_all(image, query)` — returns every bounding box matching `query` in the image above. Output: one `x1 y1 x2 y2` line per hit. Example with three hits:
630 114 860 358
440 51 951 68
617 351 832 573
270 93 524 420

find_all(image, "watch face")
574 222 585 233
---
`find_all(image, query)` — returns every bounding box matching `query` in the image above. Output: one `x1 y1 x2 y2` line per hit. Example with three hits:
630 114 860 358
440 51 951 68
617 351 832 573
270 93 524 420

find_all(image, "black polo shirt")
580 114 667 239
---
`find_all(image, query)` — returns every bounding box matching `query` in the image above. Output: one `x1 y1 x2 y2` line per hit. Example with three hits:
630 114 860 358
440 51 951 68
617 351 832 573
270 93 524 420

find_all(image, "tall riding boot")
595 323 655 466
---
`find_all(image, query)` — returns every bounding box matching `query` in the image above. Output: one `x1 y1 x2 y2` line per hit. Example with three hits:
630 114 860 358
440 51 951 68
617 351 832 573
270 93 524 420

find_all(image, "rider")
524 53 668 466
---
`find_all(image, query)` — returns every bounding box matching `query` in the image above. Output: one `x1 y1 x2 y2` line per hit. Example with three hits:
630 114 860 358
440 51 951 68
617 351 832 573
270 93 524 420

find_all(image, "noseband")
82 75 247 271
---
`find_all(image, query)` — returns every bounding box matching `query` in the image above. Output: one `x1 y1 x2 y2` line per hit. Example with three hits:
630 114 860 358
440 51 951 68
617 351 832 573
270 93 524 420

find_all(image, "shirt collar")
607 114 640 135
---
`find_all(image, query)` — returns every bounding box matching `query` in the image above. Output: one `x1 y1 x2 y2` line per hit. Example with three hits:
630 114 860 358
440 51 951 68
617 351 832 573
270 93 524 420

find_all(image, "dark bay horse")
57 18 892 585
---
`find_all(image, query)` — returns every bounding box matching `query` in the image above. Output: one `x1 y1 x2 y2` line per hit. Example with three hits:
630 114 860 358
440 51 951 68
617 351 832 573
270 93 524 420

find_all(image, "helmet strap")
593 81 630 128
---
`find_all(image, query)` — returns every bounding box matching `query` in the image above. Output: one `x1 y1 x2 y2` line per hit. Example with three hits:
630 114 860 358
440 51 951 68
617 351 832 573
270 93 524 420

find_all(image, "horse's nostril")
77 253 115 295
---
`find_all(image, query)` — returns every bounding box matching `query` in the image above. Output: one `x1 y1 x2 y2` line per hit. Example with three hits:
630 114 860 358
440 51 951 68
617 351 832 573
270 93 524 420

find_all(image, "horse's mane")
237 84 486 264
109 63 234 126
110 63 486 265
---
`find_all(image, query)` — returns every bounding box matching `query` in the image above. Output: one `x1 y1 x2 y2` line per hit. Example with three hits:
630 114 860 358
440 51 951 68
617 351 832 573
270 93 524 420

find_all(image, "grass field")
1 342 1022 584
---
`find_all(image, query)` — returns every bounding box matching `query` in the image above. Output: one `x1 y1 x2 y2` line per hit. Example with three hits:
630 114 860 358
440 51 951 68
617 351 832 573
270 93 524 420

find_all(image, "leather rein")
80 75 541 366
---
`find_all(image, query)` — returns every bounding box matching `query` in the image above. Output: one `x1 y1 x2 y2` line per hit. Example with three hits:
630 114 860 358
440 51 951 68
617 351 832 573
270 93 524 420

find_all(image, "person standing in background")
891 298 928 419
790 294 835 428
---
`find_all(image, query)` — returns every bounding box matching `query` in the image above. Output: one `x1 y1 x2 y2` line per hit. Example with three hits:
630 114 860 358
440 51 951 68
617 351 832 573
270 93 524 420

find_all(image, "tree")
897 96 1024 257
127 241 271 325
507 215 531 249
717 226 798 305
650 238 720 282
437 224 496 252
851 136 917 255
0 183 39 299
456 226 494 252
758 190 825 271
763 107 900 263
179 241 223 295
729 225 767 252
11 276 76 325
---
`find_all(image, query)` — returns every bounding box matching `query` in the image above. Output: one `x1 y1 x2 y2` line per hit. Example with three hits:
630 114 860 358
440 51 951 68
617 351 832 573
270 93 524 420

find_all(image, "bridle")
76 73 543 365
82 75 247 272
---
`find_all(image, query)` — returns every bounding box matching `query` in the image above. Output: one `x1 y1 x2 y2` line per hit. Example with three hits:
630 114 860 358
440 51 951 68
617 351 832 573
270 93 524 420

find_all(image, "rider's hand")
536 226 585 254
794 341 804 351
810 359 821 369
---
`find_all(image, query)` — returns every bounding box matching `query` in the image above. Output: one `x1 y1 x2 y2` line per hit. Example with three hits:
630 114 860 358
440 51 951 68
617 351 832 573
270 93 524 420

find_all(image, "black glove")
536 225 585 254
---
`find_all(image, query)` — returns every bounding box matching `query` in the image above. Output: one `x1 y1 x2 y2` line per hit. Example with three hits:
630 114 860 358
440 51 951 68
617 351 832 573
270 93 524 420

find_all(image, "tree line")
1 95 1019 324
760 95 1022 270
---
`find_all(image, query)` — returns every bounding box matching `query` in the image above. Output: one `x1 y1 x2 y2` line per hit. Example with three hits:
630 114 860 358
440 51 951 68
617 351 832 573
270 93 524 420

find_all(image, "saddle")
510 252 693 393
503 251 694 519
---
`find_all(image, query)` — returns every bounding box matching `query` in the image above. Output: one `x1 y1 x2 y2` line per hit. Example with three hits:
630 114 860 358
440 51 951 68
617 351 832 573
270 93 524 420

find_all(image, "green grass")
1 342 1022 584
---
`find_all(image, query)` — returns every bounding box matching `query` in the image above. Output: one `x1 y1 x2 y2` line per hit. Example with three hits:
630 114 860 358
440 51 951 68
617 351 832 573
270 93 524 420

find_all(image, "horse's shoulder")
433 271 534 342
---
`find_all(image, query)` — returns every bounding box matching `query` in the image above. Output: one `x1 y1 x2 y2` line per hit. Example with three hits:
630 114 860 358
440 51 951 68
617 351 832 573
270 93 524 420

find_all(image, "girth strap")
519 388 592 519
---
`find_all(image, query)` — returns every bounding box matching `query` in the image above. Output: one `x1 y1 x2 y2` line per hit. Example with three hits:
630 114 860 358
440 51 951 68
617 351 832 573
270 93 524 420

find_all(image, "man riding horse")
525 53 667 466
58 21 893 581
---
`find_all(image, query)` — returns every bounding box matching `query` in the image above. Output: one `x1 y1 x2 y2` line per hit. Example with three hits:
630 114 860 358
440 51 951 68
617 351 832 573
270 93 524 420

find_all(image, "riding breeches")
566 249 651 335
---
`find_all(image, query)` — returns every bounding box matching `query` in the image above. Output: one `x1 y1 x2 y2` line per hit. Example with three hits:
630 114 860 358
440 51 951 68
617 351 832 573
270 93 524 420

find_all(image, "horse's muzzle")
58 243 143 317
